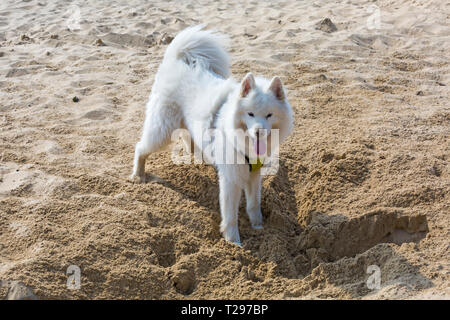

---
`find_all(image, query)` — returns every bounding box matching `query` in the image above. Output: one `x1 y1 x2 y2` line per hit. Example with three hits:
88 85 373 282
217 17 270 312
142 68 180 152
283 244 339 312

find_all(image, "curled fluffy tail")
163 25 230 78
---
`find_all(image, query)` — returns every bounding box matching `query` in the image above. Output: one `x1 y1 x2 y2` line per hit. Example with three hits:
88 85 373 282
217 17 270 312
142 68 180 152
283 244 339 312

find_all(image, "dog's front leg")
245 171 263 229
218 172 242 246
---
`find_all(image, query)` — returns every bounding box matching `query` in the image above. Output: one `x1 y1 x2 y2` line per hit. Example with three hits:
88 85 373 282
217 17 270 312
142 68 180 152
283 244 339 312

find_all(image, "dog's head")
234 72 293 157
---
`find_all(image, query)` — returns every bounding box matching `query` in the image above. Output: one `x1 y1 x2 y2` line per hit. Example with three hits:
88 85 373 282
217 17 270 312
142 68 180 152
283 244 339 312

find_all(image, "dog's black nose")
256 128 269 138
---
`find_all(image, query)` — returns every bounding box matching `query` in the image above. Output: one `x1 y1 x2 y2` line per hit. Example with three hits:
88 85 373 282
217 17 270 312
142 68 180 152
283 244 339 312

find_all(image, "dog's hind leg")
130 96 181 183
244 171 263 229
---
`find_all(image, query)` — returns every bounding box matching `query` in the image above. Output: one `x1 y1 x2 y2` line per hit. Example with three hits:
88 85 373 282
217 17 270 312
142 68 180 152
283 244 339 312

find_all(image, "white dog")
131 25 293 246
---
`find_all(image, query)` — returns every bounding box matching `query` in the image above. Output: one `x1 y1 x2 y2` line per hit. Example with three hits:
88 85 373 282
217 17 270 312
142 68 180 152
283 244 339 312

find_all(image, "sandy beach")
0 0 449 299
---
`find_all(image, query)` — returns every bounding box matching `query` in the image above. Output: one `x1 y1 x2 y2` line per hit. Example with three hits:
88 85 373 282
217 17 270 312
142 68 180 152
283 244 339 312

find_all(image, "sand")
0 0 449 299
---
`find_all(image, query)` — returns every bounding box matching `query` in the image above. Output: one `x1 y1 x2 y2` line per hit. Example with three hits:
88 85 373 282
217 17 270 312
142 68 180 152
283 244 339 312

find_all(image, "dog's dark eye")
266 113 273 118
248 112 254 117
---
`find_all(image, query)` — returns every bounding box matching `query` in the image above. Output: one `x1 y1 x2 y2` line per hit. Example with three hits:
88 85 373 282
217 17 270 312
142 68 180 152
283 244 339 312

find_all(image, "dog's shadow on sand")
144 160 434 298
144 163 221 213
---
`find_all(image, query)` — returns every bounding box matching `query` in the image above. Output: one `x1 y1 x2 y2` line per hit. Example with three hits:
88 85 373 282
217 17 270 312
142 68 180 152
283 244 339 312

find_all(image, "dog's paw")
232 240 242 247
251 224 264 230
222 225 241 246
224 238 242 247
247 207 263 228
129 173 145 184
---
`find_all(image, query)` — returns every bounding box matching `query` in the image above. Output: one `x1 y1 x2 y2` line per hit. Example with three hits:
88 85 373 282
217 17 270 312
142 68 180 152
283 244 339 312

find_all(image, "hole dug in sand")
169 262 196 295
295 210 428 273
236 154 430 296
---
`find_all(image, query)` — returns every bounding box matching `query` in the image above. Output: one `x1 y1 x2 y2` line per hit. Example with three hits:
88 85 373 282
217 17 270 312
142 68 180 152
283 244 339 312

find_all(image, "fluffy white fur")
131 25 294 246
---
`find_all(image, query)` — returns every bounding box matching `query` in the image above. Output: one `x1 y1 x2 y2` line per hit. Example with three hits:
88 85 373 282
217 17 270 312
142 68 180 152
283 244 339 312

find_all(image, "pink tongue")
254 139 266 156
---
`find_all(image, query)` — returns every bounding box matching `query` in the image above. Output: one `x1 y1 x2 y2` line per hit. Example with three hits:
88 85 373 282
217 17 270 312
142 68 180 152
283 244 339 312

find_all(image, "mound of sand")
0 0 448 299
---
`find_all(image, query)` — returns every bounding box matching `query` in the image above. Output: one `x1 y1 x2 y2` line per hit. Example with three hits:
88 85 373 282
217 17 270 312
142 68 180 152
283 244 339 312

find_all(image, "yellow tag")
249 157 264 172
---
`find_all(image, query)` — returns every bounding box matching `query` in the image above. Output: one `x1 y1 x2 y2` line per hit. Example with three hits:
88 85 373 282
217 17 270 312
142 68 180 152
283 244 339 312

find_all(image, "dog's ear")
240 73 256 98
268 76 285 100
